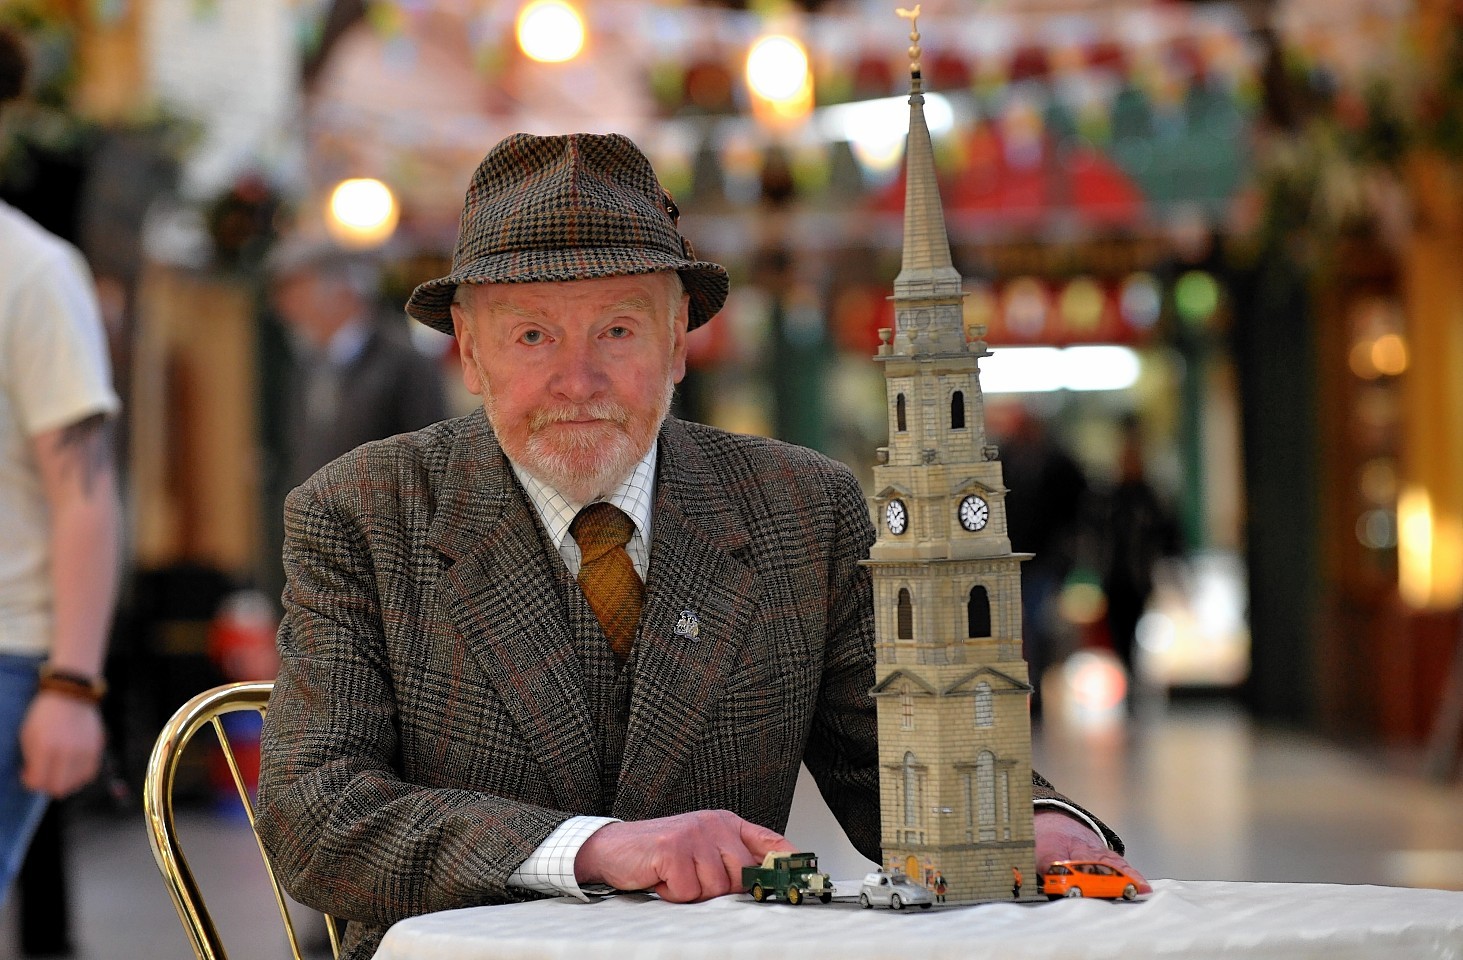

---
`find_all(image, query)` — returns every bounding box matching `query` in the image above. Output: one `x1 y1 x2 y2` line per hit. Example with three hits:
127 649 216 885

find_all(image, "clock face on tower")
885 499 908 536
958 494 989 532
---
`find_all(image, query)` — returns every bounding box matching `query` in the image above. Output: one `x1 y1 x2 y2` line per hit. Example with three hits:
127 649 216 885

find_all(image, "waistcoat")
545 528 635 814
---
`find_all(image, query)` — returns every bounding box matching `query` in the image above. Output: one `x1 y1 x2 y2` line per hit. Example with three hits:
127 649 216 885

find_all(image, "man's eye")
520 330 544 345
606 326 631 339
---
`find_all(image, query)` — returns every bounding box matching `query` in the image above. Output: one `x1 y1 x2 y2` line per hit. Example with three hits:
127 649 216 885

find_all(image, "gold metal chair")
144 680 340 960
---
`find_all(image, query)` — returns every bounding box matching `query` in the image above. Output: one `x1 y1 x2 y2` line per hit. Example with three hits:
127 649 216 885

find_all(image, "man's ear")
450 302 484 397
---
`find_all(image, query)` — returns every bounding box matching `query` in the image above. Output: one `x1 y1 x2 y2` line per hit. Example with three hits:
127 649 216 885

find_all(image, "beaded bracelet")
37 664 107 704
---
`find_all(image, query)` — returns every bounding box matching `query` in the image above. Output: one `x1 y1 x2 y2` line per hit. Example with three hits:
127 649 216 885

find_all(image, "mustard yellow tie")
570 503 644 661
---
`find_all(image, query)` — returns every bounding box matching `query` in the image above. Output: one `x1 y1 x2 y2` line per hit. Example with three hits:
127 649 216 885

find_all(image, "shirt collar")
325 317 371 366
511 444 658 554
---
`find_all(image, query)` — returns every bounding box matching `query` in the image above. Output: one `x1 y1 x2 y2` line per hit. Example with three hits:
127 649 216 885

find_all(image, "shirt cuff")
508 815 621 901
1033 798 1115 851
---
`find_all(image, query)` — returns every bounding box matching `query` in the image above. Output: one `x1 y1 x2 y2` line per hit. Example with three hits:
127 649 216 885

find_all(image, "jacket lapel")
426 411 602 815
613 419 760 820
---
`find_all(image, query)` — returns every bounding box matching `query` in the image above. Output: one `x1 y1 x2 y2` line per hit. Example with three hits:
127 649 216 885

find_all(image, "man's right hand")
574 810 792 902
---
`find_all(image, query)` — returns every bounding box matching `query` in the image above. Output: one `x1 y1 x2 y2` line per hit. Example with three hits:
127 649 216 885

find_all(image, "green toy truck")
741 851 834 905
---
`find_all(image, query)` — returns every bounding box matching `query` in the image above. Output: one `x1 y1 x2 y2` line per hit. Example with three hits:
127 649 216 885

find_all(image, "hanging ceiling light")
746 33 813 126
326 177 399 249
516 0 586 63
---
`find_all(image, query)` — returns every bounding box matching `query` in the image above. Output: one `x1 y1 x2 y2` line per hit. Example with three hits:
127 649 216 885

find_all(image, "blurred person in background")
257 237 448 610
268 237 448 494
995 404 1090 718
1099 413 1182 681
0 26 121 907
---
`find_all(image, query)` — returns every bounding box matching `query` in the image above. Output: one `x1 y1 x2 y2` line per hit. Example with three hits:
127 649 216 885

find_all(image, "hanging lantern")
746 33 815 128
326 178 399 249
516 0 586 63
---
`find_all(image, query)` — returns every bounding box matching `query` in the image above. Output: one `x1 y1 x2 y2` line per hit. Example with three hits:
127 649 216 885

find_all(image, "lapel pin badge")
673 609 700 640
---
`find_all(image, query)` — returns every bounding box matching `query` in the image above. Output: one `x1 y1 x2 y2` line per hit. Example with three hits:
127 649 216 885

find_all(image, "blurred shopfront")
1235 0 1463 752
9 0 1460 759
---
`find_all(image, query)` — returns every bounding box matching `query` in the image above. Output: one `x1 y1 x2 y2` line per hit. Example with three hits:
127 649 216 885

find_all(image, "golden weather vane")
895 5 922 76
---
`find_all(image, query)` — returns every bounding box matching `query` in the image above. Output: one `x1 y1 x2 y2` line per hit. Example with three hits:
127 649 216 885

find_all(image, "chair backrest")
144 680 340 960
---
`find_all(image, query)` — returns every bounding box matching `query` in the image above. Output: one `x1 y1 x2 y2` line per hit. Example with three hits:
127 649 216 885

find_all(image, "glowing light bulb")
746 35 809 102
516 0 585 64
1059 277 1105 332
1399 484 1434 608
1175 270 1220 326
326 178 398 248
746 34 813 125
1371 333 1408 376
1119 272 1161 330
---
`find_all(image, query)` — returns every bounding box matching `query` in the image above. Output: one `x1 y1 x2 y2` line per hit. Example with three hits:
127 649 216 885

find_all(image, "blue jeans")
0 654 49 906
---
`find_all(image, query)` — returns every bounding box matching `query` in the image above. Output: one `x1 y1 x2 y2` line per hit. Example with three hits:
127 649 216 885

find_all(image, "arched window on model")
896 394 907 432
1000 768 1012 839
963 773 975 841
967 585 991 638
976 751 996 841
903 751 919 828
974 681 994 728
951 390 965 429
897 588 913 640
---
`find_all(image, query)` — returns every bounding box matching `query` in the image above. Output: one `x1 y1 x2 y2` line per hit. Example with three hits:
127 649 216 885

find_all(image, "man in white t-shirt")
0 27 122 904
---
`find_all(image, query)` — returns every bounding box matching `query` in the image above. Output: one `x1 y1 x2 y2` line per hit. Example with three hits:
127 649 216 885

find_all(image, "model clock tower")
865 7 1037 903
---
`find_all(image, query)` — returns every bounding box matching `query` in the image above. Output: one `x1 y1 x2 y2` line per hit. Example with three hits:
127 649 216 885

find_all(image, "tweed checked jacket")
257 410 1104 960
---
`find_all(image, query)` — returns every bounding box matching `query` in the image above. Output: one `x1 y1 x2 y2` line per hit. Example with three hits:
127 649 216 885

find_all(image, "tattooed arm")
20 413 120 797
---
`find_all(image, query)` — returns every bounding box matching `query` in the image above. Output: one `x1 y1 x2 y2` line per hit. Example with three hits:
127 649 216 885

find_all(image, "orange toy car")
1040 860 1143 901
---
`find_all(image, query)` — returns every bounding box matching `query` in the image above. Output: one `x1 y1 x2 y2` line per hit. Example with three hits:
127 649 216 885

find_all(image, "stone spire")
865 14 1035 905
892 5 965 354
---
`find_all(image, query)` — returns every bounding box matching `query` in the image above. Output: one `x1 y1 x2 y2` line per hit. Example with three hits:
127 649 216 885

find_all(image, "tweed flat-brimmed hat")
407 132 729 334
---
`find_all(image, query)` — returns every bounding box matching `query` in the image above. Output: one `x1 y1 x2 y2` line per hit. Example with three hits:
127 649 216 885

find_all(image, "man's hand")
575 810 792 902
19 691 105 797
1033 809 1152 895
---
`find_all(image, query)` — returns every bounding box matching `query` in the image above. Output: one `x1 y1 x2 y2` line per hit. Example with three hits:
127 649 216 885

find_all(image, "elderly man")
258 133 1143 960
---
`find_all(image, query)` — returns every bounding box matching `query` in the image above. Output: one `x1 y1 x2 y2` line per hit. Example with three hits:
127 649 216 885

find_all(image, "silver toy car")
858 869 934 910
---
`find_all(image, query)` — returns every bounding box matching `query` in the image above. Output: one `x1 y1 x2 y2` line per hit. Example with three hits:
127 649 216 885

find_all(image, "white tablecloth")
374 879 1463 960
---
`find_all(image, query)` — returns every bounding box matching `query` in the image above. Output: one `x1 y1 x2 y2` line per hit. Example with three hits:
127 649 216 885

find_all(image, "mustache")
527 402 632 432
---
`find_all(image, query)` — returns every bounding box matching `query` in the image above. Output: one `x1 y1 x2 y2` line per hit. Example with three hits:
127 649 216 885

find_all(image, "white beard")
478 357 674 504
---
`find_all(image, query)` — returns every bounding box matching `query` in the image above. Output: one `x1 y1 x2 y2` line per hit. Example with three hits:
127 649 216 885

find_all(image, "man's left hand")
1033 809 1152 895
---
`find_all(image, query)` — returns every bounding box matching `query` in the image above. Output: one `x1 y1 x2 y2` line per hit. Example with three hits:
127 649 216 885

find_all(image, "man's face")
272 272 327 340
451 272 689 504
272 269 353 348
